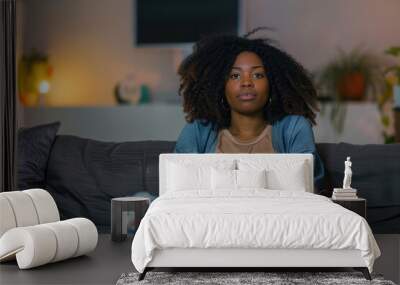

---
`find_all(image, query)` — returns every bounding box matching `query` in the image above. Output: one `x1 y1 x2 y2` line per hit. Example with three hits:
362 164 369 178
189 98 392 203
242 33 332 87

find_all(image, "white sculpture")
342 156 352 189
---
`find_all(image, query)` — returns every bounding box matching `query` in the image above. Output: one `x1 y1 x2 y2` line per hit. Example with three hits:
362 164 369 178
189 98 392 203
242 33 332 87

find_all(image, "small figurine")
342 156 352 189
333 157 357 198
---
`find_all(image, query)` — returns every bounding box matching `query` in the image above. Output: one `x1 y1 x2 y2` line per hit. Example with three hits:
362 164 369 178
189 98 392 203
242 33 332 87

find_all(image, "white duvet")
131 190 380 273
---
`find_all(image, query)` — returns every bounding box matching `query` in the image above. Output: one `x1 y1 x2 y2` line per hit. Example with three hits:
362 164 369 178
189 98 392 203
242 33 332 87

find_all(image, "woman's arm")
174 120 218 153
285 115 325 192
174 122 199 153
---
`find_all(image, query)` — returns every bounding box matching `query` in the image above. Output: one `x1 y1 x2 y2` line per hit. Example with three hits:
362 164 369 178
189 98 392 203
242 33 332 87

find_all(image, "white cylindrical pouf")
0 226 57 269
0 218 98 269
42 221 79 262
0 192 39 227
0 196 17 237
17 226 58 269
65 218 98 257
0 188 98 269
24 189 60 223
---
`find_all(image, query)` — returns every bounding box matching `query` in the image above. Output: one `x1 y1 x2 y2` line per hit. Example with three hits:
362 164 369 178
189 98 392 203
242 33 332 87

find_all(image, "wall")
315 103 383 144
20 0 399 143
22 0 180 106
247 0 400 71
21 0 400 107
23 102 383 144
23 104 186 142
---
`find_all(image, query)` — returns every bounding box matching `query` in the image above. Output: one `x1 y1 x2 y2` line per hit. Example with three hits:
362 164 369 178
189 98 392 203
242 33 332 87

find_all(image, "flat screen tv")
135 0 241 47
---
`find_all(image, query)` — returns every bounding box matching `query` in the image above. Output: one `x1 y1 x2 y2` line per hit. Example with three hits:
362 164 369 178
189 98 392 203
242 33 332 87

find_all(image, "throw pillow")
266 161 307 191
211 168 236 190
167 162 211 191
236 169 267 189
166 158 236 192
238 159 308 192
17 122 61 190
211 169 267 190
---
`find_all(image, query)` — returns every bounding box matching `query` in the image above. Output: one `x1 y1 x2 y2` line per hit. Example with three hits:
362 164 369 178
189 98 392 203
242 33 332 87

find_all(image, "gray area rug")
116 272 396 285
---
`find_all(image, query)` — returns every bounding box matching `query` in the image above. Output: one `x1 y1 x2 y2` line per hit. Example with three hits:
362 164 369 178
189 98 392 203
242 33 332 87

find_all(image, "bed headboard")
159 153 314 195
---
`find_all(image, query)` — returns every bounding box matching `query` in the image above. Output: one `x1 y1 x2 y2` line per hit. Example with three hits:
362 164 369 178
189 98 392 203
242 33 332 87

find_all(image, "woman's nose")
241 74 254 88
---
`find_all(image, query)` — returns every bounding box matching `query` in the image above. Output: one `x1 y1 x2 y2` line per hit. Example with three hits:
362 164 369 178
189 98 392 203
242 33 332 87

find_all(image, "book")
332 194 359 200
332 196 359 200
333 188 357 193
332 192 358 197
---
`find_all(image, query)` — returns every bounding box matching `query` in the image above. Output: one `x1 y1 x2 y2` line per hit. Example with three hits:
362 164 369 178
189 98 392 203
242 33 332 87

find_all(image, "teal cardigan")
174 115 324 190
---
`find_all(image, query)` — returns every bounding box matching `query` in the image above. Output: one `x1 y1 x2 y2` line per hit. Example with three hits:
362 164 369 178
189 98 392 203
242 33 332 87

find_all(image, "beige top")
216 125 275 153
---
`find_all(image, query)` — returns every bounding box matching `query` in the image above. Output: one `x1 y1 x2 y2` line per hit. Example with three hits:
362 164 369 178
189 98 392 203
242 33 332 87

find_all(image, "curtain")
0 0 17 192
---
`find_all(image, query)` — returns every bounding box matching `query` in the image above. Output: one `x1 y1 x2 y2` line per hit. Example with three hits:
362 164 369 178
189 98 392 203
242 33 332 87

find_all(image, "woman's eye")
230 73 240 80
253 73 265 79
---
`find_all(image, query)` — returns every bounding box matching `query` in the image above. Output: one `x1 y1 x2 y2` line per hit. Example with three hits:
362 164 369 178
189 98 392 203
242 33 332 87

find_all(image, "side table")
331 197 366 218
111 197 150 242
395 107 400 142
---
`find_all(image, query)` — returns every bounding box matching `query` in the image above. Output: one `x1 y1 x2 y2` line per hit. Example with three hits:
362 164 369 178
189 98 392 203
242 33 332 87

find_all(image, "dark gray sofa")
316 142 400 234
17 126 400 234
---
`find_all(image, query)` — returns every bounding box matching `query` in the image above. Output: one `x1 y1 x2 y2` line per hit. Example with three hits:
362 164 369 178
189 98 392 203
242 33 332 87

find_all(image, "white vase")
394 85 400 108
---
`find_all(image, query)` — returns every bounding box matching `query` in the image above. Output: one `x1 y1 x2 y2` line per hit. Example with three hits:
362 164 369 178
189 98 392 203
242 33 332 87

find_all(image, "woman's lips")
237 93 257 101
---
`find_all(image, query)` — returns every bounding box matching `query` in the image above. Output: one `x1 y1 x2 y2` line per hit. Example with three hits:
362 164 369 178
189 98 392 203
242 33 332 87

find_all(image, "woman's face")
224 51 269 116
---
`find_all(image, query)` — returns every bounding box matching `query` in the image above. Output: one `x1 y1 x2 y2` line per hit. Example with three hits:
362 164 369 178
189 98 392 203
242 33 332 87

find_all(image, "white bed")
131 154 380 280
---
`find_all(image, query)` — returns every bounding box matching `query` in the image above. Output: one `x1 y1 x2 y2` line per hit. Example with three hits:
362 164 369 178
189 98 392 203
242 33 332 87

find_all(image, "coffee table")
0 234 133 285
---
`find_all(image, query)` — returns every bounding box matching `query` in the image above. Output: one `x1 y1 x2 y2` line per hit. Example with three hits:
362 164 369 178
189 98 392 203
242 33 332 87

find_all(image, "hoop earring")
220 97 230 110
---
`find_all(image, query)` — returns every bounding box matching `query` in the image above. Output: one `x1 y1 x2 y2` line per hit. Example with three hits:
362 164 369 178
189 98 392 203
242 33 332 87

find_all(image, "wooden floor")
0 234 134 285
1 234 398 285
373 234 400 284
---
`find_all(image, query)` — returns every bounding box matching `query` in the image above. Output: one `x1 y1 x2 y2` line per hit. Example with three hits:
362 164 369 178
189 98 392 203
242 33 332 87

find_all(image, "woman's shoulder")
182 119 215 133
175 119 217 153
273 114 311 130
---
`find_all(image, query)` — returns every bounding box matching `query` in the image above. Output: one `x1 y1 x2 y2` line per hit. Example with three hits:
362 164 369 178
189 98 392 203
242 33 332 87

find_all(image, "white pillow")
211 169 267 190
167 162 210 191
236 169 267 189
267 161 307 191
211 168 236 190
238 159 308 192
166 159 236 192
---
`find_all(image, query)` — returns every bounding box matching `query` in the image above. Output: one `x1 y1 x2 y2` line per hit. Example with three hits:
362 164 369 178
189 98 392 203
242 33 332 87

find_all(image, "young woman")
174 30 324 190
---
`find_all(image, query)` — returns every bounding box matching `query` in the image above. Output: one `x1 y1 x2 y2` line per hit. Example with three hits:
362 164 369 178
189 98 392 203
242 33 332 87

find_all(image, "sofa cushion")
45 135 174 229
17 122 60 190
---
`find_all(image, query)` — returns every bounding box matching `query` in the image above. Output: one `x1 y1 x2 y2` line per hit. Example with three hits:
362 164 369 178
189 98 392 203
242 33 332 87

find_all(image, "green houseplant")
384 46 400 81
317 48 384 132
378 46 400 143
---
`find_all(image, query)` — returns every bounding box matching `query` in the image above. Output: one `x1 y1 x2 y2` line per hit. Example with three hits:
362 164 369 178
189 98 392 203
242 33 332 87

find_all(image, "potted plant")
378 46 400 143
384 47 400 106
18 51 53 106
317 48 384 132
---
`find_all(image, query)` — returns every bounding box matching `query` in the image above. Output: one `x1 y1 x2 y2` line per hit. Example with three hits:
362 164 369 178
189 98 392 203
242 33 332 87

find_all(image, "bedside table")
111 197 150 242
331 197 366 218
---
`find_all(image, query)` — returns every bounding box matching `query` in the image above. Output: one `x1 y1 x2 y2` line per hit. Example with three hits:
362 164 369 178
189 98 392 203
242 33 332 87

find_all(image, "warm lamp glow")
18 52 53 106
39 80 50 94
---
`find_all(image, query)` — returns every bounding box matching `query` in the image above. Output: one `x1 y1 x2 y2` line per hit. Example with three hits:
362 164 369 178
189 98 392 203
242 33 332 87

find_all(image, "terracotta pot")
337 72 366 101
19 91 39 106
